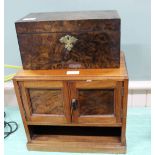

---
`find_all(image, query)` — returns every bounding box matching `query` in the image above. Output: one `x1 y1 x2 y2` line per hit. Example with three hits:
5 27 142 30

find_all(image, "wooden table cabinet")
13 52 128 153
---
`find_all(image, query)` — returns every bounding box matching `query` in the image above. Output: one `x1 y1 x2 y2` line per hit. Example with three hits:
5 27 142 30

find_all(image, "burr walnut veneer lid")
15 10 120 33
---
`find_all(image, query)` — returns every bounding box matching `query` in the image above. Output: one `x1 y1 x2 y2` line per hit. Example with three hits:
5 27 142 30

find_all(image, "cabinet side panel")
13 79 31 141
121 79 128 145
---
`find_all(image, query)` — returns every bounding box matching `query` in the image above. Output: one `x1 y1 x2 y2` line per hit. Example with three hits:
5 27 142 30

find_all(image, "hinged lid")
15 10 120 33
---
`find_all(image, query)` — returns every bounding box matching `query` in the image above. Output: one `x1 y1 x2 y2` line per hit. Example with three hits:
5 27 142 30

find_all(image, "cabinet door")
70 80 122 125
19 81 71 124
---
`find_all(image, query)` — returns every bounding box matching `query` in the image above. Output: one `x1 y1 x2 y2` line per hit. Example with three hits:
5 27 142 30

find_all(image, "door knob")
71 99 78 111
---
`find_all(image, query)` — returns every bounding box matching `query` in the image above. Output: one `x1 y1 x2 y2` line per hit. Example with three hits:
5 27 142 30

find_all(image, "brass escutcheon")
59 35 78 51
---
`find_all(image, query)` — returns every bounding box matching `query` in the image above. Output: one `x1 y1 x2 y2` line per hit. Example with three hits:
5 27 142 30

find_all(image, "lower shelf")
27 125 126 153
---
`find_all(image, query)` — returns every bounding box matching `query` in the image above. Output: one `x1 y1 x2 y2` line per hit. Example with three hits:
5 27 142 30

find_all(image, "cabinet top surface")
16 10 120 23
14 52 128 81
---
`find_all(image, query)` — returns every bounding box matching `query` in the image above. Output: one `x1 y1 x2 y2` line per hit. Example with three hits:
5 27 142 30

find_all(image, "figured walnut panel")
17 30 119 69
14 52 128 81
17 11 119 23
78 89 114 115
16 11 120 33
29 89 64 115
16 19 120 33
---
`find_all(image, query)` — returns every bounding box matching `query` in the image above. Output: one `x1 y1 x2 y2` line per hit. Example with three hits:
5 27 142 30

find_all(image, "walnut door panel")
17 30 119 70
79 89 114 115
70 81 122 125
19 81 71 124
29 89 64 115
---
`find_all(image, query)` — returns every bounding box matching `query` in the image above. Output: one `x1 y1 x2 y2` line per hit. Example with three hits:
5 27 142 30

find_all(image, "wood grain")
78 89 114 115
115 81 122 123
23 81 63 88
16 80 71 124
121 79 128 145
13 51 128 153
27 121 122 127
27 142 126 153
27 125 125 153
13 52 128 81
13 80 31 142
17 31 120 69
75 80 116 88
29 89 64 115
15 11 120 69
16 11 120 33
71 80 123 125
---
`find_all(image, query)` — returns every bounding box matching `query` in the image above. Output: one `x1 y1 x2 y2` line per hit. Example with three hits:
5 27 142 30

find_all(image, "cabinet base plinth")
27 135 126 154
